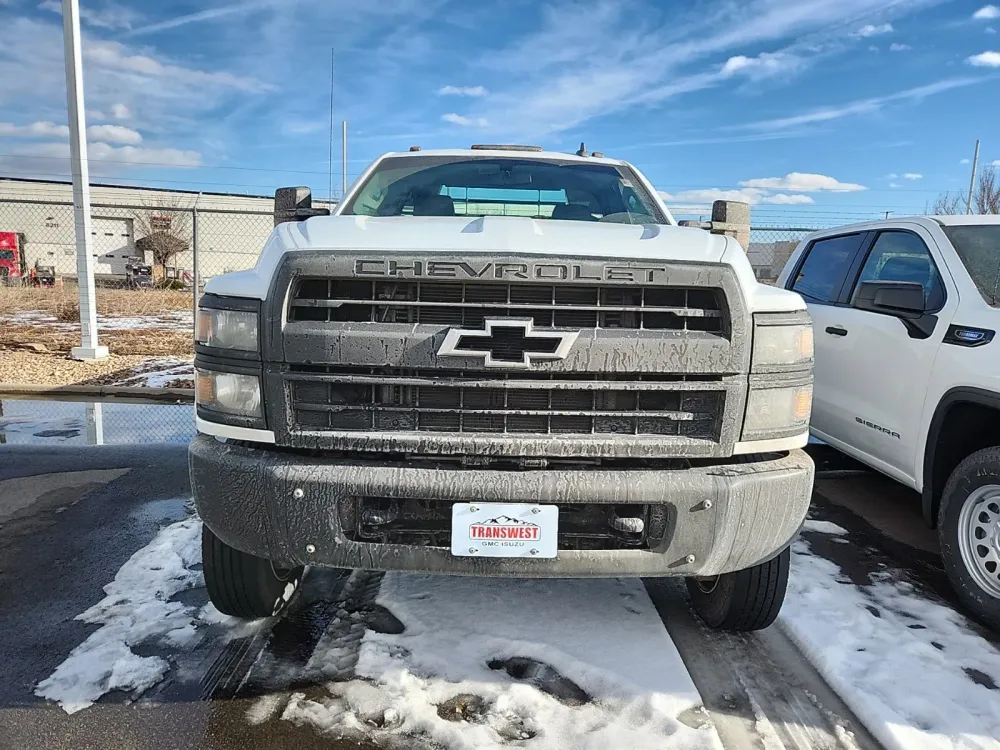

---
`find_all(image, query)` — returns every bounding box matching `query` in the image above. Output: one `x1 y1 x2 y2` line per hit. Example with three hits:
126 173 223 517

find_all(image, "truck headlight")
753 325 813 368
196 309 259 352
742 384 812 441
196 370 263 418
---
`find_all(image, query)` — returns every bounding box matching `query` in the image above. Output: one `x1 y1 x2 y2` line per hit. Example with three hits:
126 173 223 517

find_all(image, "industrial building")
0 177 334 282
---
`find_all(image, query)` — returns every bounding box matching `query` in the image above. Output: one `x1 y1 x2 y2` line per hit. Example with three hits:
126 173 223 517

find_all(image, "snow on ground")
1 309 192 332
112 358 194 388
802 519 849 535
35 513 252 714
278 573 722 750
783 530 1000 750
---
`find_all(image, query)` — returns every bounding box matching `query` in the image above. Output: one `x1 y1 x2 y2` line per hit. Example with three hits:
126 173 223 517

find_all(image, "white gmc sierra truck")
190 146 816 631
778 216 1000 629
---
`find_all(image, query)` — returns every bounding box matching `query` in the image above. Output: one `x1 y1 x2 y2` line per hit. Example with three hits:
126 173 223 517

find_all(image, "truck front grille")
289 278 724 333
288 367 724 438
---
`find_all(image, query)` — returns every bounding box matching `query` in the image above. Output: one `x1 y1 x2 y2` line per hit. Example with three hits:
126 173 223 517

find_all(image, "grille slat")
290 377 722 438
290 278 724 332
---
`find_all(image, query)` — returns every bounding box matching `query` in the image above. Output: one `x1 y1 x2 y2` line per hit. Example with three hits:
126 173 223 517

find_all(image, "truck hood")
283 215 728 264
205 214 806 314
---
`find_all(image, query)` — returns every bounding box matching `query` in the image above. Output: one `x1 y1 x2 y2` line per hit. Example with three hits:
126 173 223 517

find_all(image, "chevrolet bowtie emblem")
437 319 580 368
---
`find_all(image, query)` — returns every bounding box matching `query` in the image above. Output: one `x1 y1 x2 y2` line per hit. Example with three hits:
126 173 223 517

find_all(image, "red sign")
0 232 16 250
470 519 540 540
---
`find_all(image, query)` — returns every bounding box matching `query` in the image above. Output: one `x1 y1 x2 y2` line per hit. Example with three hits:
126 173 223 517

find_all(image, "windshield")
943 225 1000 307
340 155 667 224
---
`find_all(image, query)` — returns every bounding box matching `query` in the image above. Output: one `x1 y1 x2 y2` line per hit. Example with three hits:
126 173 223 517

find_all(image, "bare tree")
975 164 1000 215
133 198 192 279
928 192 965 215
930 164 1000 215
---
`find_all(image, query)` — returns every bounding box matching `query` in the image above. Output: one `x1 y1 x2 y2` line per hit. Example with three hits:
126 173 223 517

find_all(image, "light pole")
62 0 107 360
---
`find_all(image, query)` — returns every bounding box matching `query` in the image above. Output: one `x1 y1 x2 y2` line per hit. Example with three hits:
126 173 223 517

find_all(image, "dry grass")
0 286 191 319
0 324 192 356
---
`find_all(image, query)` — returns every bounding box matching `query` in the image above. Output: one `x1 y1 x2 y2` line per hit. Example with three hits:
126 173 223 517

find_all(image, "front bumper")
189 436 814 577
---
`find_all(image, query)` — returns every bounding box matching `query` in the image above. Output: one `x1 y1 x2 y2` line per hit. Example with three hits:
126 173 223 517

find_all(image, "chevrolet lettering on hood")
354 259 670 283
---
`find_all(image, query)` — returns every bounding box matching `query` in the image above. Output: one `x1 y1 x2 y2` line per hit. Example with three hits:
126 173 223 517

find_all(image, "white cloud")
87 124 143 145
993 160 1000 167
760 193 815 205
740 172 867 192
854 23 893 38
84 39 271 92
720 51 803 80
658 187 814 206
111 103 131 121
973 6 1000 20
967 51 1000 67
886 172 899 179
739 77 983 131
0 121 70 138
868 45 880 52
960 158 971 164
127 3 270 37
0 141 202 176
890 43 911 51
889 182 902 188
469 0 943 140
87 110 106 121
903 173 923 180
988 27 998 34
437 85 488 97
37 0 139 30
441 113 489 127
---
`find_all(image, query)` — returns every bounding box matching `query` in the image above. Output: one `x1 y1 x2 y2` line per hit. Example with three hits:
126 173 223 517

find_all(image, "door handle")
825 326 848 337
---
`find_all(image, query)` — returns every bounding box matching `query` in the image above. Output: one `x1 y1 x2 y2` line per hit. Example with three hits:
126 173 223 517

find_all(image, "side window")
851 231 945 311
790 233 866 304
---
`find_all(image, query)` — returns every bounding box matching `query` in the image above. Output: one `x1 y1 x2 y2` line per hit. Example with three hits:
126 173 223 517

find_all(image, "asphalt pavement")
0 441 897 750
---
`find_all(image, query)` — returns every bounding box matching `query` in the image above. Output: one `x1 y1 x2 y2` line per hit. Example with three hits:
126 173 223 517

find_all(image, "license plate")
451 503 558 558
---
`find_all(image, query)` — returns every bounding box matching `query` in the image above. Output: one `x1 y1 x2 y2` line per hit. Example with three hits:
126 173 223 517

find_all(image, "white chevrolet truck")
778 216 1000 629
190 146 815 631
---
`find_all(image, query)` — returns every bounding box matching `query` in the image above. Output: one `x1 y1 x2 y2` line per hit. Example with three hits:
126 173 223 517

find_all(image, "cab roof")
379 147 628 167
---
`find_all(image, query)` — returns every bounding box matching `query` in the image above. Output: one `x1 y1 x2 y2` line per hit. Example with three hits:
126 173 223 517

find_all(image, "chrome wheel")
958 485 1000 600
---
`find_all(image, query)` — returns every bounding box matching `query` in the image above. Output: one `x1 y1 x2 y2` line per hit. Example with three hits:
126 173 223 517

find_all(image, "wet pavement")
0 422 986 750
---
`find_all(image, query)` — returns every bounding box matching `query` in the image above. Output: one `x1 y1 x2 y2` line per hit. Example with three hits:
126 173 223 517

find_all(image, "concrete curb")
0 383 194 403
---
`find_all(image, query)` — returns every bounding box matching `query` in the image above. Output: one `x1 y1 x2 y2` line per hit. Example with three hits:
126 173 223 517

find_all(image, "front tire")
202 525 304 619
938 448 1000 631
686 547 790 631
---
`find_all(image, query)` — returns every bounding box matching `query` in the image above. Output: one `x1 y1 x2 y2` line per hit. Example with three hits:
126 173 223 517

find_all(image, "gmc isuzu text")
190 146 815 631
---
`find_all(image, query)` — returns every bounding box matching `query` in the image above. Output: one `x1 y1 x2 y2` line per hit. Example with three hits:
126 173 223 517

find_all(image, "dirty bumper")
189 436 813 578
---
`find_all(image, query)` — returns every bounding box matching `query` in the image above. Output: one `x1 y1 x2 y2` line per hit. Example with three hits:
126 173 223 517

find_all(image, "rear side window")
851 231 945 311
790 233 866 304
942 225 1000 307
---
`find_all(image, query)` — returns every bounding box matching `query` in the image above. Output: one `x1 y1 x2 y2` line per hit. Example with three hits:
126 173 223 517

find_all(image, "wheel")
938 448 1000 631
686 547 790 631
202 525 304 619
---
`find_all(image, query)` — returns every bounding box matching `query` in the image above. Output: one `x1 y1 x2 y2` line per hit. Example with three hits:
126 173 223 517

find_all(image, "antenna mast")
328 47 335 204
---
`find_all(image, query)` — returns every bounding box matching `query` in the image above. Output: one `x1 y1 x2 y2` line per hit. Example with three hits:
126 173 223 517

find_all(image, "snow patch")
35 514 255 713
802 519 849 535
281 574 722 750
782 538 1000 750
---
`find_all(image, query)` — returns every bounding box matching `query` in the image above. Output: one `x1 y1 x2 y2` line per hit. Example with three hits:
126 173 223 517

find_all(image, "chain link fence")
1 193 830 357
0 195 272 358
0 397 194 445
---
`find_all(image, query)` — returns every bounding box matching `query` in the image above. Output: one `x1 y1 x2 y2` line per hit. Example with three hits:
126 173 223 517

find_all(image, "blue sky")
0 0 998 224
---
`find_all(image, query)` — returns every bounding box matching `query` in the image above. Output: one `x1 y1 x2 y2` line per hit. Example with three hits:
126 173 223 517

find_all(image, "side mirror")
854 280 926 319
274 186 330 226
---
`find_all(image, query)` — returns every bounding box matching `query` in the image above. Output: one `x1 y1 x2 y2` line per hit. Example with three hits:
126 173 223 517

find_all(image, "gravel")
0 350 179 387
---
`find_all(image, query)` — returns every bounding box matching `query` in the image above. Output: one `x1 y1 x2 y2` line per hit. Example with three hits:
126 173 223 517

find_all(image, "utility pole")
328 48 335 203
967 139 980 215
883 211 892 220
342 120 348 200
62 0 107 360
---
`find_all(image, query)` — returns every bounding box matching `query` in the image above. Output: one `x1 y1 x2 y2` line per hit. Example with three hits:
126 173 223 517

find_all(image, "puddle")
0 399 194 446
